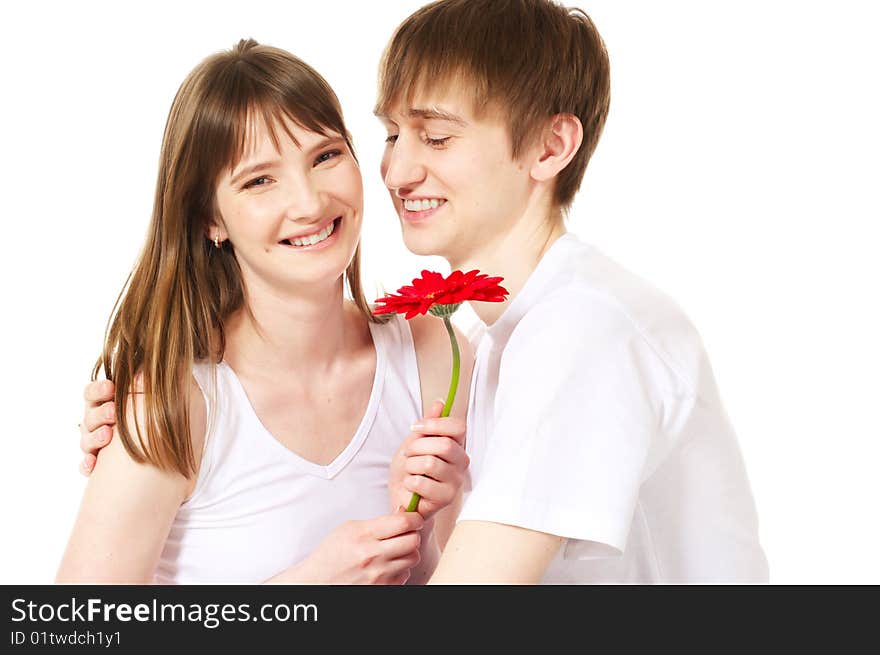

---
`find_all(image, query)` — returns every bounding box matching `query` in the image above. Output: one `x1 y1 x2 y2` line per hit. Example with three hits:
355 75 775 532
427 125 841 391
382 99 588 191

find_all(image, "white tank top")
155 314 423 583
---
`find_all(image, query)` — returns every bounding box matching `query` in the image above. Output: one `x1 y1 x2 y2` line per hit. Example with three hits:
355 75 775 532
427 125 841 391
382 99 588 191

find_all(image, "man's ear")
529 113 584 183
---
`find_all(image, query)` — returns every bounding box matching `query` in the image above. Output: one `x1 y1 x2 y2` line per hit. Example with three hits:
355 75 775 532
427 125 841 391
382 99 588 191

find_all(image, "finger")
408 417 467 443
81 401 116 434
396 431 420 453
80 425 113 456
79 454 97 477
378 530 421 560
388 571 411 586
370 512 425 539
404 475 454 505
386 550 421 575
383 557 418 586
428 399 445 419
404 436 468 465
83 379 115 404
405 399 445 436
404 455 456 482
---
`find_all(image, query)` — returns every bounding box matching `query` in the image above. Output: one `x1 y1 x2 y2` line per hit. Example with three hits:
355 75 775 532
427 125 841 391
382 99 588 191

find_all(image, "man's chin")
401 230 447 258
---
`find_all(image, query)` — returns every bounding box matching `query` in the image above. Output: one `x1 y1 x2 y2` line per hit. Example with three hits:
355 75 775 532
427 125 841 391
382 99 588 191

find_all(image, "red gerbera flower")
373 269 509 320
373 269 507 513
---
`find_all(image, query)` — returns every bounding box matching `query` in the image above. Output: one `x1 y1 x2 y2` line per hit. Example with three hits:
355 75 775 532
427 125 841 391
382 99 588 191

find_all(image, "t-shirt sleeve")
457 290 667 559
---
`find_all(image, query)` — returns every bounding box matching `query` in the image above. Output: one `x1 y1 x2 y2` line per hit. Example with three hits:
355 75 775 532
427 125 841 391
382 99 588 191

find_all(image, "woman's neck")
222 276 355 379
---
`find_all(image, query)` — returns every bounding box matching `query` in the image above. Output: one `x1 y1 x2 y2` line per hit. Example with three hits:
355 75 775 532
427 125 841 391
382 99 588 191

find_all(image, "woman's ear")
529 113 584 183
205 215 227 247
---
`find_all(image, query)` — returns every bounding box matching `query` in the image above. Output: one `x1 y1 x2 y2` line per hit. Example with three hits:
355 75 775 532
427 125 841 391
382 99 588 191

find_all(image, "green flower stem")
406 315 460 513
440 316 461 418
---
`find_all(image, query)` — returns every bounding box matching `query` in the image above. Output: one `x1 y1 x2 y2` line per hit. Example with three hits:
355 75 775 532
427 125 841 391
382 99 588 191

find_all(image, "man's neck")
452 204 567 326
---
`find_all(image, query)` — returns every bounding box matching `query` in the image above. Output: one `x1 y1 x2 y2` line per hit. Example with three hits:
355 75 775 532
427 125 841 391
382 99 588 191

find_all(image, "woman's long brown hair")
94 39 377 477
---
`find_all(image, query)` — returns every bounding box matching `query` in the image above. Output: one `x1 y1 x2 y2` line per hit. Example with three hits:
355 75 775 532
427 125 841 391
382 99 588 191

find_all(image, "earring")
214 235 221 249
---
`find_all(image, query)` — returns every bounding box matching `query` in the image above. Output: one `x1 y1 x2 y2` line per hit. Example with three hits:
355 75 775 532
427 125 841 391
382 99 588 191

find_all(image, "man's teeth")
403 198 442 211
289 220 335 247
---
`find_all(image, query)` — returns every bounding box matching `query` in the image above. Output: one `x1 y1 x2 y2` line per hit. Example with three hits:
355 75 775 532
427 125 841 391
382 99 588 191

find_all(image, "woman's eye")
315 149 342 165
385 134 399 145
243 176 270 189
425 136 451 147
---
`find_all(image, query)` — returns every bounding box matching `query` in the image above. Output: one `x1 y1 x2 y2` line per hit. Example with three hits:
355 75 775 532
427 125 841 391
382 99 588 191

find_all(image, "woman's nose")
285 174 325 223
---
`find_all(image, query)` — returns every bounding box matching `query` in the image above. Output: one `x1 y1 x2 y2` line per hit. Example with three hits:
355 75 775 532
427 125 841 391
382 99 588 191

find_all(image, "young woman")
58 39 471 584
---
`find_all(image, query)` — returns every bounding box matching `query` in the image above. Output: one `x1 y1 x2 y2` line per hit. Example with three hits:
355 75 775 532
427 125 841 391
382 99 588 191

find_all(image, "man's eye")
315 149 342 165
385 134 399 145
244 176 270 189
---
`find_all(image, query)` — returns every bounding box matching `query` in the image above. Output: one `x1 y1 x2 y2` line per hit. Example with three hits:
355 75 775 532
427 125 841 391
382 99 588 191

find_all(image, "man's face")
379 89 535 265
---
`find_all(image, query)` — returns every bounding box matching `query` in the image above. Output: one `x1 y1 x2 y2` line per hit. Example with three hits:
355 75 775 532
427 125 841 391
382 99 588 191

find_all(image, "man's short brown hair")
376 0 611 209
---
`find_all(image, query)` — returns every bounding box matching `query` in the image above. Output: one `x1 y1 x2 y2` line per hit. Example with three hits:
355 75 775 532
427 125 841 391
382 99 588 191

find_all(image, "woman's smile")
278 216 342 250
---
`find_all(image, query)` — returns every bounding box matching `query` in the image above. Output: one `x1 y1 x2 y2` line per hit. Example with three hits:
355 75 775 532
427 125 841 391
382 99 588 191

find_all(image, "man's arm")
425 296 661 583
428 521 563 584
431 486 463 551
405 518 440 585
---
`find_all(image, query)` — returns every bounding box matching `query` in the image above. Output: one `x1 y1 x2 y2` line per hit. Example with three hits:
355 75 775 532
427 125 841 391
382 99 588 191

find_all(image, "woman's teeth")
286 220 336 247
404 198 443 211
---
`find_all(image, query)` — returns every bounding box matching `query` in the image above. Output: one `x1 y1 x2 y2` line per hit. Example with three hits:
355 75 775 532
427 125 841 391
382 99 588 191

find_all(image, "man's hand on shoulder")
79 379 118 475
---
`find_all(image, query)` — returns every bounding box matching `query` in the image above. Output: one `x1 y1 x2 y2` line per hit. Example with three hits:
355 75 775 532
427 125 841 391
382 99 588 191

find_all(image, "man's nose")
382 134 427 193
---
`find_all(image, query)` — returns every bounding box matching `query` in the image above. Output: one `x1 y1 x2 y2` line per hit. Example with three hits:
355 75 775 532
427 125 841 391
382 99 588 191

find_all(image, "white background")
1 0 877 584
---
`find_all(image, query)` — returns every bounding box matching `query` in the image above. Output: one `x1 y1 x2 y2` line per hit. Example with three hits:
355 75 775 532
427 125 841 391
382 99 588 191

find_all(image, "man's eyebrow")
409 107 468 126
229 160 280 186
374 108 468 126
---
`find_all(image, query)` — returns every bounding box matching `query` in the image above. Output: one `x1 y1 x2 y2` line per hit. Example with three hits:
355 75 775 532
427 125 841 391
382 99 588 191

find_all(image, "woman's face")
213 114 363 297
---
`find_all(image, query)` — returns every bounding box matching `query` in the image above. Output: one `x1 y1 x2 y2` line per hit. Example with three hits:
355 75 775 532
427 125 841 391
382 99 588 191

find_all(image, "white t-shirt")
155 314 422 583
458 234 769 583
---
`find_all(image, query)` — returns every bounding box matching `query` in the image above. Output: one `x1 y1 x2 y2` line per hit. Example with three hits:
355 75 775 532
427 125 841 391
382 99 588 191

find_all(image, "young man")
373 0 768 583
81 0 768 583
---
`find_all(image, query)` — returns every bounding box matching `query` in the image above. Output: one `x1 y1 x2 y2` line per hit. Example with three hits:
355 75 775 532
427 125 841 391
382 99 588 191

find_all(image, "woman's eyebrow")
229 137 345 184
306 135 346 153
229 160 280 186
